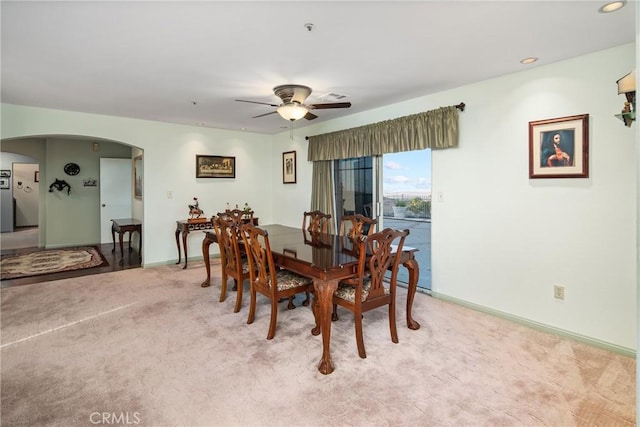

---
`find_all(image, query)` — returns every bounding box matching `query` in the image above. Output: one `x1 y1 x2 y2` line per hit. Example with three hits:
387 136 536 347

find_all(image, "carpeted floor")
0 260 635 426
0 246 108 280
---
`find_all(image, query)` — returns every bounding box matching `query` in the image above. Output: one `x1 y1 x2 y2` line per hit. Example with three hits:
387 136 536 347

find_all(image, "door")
382 150 432 290
334 151 432 291
100 158 132 243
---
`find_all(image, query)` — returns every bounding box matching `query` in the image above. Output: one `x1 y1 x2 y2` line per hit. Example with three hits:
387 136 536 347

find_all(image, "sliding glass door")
334 150 431 291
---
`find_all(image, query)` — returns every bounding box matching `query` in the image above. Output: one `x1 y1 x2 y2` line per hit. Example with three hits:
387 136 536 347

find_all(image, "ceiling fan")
235 84 351 121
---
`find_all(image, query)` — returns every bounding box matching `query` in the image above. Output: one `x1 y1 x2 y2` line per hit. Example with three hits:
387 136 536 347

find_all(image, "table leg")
175 226 182 265
111 223 116 253
181 231 189 269
310 278 339 375
201 234 214 287
118 231 125 258
138 227 142 262
403 258 421 330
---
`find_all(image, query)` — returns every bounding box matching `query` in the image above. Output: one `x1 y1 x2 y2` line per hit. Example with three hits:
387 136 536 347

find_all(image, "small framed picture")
133 155 143 199
196 155 236 178
0 170 11 178
529 114 589 179
0 178 9 189
283 151 296 184
34 171 39 182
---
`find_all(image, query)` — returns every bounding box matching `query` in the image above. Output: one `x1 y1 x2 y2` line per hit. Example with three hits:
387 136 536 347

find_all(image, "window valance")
307 105 460 161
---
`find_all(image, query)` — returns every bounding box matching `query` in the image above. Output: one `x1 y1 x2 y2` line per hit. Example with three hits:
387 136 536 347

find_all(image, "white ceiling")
1 1 636 135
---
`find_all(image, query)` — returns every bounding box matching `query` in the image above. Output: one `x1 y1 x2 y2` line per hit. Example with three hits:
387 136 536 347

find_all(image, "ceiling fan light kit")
236 84 352 123
277 103 308 121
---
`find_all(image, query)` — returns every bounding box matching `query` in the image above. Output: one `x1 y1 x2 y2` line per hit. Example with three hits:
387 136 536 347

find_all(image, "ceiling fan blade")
236 99 279 107
308 102 352 110
252 111 278 119
304 112 318 120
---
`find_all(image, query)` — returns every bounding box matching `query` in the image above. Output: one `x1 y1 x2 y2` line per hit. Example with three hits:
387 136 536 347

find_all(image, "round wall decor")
63 162 80 176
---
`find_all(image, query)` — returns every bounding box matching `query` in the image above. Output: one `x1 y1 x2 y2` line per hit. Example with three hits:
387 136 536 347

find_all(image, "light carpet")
0 261 635 426
0 246 108 280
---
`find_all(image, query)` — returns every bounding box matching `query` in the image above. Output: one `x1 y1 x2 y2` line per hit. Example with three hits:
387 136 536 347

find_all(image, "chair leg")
287 296 296 310
332 303 339 321
247 284 257 325
267 298 278 340
232 280 238 291
389 303 398 344
234 278 244 313
302 290 311 306
219 273 228 302
354 310 366 358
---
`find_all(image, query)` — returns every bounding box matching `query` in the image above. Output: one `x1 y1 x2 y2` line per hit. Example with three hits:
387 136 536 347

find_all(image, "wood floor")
1 242 141 288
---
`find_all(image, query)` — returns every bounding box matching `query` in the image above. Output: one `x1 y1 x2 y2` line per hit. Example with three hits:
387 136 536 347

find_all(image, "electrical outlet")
167 190 173 199
554 285 565 300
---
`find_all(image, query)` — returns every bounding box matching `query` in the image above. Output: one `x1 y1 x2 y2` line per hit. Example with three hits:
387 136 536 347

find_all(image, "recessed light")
599 1 625 13
520 57 538 65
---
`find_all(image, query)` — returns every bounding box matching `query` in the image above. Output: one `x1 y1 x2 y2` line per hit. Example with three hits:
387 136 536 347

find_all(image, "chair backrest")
354 228 409 301
220 209 254 226
339 214 377 238
240 223 277 296
302 210 332 234
213 216 244 274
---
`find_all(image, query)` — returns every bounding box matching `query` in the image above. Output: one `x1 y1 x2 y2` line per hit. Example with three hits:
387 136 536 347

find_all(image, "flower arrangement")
243 202 252 218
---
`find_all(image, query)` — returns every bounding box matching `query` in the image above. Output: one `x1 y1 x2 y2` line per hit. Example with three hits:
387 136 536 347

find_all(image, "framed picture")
83 177 97 187
283 151 296 184
133 155 143 199
0 170 11 178
34 171 39 182
529 114 589 179
196 155 235 178
0 178 9 190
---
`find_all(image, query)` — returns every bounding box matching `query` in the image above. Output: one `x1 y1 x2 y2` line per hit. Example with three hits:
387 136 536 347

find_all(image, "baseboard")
430 291 636 359
143 254 220 269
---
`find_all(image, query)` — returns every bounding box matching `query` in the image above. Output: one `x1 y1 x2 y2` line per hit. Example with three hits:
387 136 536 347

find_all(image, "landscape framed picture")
529 114 589 179
283 151 296 184
196 155 236 178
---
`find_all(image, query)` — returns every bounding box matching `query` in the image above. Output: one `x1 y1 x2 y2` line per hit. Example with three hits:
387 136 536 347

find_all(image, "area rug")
0 246 108 280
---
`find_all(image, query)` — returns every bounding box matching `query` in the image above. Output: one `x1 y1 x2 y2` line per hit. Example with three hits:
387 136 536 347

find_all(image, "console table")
111 218 142 264
175 219 214 269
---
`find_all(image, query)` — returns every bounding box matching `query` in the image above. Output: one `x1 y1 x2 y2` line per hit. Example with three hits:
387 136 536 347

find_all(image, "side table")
175 219 213 269
111 218 142 264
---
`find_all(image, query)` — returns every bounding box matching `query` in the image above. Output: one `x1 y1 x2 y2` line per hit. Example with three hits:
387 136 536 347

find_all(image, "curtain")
307 105 459 161
310 161 335 232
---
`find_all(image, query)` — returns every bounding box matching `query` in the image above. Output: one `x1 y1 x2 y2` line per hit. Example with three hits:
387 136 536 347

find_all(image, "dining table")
200 224 421 375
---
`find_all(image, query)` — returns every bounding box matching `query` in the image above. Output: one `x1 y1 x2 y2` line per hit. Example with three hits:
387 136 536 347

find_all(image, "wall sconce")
615 69 636 127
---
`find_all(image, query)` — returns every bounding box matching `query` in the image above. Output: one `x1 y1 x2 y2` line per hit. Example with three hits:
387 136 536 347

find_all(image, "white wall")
1 43 636 352
272 43 637 352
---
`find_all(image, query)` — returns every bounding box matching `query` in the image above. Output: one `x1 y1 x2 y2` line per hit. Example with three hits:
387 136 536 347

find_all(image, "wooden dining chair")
223 208 254 226
339 214 377 238
302 210 332 234
213 216 252 313
332 227 409 358
240 223 315 340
